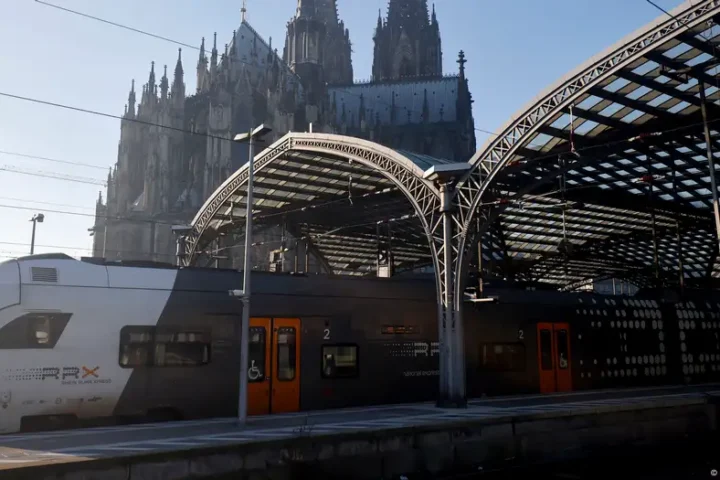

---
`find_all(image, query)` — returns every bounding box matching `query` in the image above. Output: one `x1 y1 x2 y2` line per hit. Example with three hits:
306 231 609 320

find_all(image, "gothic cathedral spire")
372 0 442 81
284 0 353 106
173 48 185 102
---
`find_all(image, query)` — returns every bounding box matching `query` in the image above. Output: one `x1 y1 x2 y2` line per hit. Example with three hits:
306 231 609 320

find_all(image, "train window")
155 342 209 367
479 343 526 371
154 330 211 367
0 312 71 349
556 329 569 370
276 327 296 381
119 327 211 368
540 329 553 371
322 345 358 378
119 326 154 368
248 327 266 383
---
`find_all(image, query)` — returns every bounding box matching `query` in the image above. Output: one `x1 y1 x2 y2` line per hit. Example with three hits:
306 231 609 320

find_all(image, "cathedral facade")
92 0 477 268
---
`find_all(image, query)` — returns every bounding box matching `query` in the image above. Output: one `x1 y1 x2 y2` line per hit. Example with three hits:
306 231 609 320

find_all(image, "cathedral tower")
284 0 353 112
372 0 442 81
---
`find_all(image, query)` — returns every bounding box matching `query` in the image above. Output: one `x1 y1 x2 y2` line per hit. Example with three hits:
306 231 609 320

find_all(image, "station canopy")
187 134 448 276
467 0 720 290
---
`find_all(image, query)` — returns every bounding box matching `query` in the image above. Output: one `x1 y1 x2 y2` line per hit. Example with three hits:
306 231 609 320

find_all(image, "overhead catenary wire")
0 196 96 211
0 164 106 186
0 91 235 145
5 87 720 189
0 150 109 171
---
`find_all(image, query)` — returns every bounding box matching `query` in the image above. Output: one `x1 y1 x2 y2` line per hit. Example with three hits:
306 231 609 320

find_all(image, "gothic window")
399 57 413 77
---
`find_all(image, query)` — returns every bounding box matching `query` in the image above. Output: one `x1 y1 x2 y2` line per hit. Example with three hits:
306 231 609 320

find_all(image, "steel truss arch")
184 133 445 279
448 0 720 307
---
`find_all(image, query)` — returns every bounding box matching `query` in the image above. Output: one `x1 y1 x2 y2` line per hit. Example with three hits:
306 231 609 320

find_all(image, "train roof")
11 253 438 301
9 254 720 306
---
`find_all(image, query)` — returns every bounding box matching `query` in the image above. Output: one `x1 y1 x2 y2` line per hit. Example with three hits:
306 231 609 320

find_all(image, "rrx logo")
41 366 100 381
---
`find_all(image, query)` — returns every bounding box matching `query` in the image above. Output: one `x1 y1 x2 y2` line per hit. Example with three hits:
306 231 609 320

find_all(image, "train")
1 253 719 433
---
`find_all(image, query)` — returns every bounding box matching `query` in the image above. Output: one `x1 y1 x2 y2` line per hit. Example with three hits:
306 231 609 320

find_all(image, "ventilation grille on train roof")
31 267 58 283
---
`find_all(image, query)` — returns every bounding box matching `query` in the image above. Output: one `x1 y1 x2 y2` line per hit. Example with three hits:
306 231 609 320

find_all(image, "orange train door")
271 318 301 414
537 322 572 393
247 317 301 415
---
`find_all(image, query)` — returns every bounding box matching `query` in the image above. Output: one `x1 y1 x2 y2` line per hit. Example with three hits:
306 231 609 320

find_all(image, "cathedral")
91 0 477 268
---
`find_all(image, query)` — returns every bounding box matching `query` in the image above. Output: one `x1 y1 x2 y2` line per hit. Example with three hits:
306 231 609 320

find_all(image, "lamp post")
29 213 45 255
88 223 108 258
232 123 272 426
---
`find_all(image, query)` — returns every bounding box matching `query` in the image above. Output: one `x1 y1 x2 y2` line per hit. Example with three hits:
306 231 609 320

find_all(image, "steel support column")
437 183 466 408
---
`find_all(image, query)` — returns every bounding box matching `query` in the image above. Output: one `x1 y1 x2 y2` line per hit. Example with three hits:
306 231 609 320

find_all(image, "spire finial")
457 50 467 75
241 0 247 22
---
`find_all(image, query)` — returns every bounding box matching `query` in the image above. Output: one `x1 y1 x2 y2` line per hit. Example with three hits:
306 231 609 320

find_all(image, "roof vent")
31 267 58 283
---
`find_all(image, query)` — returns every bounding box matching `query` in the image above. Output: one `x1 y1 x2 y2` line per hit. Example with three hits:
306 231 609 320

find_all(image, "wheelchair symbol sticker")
248 360 262 381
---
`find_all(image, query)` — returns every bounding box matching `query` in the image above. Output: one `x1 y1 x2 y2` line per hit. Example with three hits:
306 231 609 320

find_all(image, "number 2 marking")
323 328 331 340
518 329 524 340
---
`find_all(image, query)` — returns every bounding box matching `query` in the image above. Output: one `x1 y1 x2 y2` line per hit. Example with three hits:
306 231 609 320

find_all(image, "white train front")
0 254 178 434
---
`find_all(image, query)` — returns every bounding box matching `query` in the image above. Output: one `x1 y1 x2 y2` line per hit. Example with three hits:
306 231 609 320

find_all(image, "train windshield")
0 259 20 312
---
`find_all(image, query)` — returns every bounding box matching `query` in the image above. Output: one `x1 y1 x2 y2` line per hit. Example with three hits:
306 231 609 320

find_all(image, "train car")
1 253 720 434
0 253 445 433
467 285 720 397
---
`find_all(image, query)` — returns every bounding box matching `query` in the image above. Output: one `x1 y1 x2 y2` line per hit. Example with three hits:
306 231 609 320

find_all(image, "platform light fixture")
88 224 108 258
29 213 44 255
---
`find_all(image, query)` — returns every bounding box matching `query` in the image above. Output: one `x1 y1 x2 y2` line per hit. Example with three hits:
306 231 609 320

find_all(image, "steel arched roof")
457 0 720 289
184 133 450 275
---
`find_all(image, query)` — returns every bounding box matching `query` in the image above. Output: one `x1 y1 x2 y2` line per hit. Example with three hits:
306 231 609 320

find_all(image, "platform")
1 384 719 479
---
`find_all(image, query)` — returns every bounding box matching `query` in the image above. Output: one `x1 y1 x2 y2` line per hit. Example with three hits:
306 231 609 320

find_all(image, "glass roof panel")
620 109 644 123
668 100 691 114
632 60 659 76
627 85 652 100
686 52 712 67
599 102 624 117
575 120 600 135
394 149 453 169
550 113 571 130
695 24 720 41
677 77 698 92
577 95 604 110
603 77 631 93
662 42 693 59
526 132 555 150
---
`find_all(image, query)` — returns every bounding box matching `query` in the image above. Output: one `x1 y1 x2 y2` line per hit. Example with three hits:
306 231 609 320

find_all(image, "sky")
0 0 684 261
